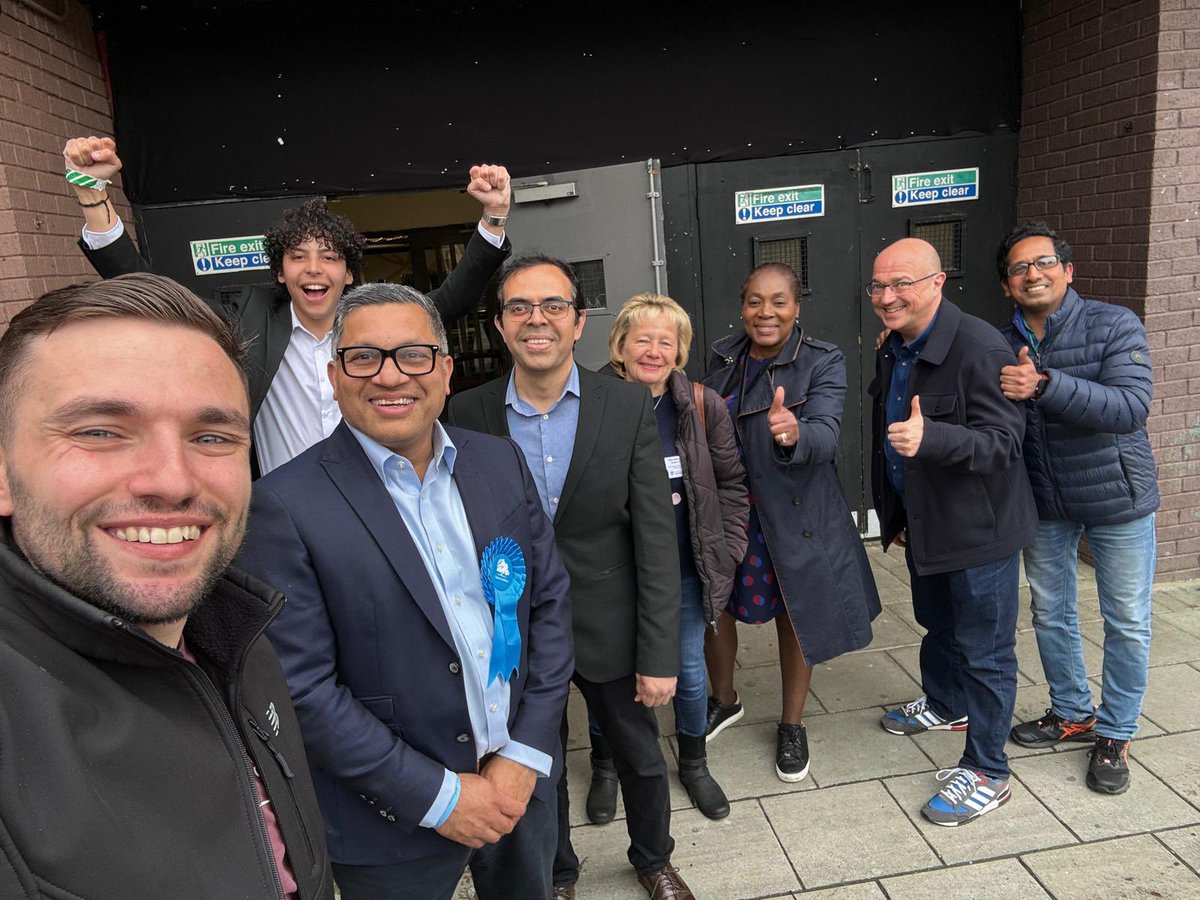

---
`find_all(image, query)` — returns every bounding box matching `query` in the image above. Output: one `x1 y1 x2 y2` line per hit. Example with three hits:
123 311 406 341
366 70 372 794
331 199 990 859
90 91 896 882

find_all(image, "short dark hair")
331 282 449 354
264 198 366 284
996 221 1073 280
0 273 247 438
495 253 582 311
740 262 803 303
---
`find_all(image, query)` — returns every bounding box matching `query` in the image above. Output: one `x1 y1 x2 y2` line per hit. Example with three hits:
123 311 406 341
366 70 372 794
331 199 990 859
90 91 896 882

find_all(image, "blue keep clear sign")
892 168 979 208
190 235 270 276
735 184 825 225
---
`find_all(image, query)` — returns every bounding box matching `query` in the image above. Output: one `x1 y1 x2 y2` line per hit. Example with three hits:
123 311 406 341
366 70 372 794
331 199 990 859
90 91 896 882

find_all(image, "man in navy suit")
237 283 573 900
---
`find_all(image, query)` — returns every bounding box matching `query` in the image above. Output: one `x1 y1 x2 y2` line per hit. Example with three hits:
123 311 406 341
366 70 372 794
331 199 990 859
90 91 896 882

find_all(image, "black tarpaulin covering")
88 0 1021 204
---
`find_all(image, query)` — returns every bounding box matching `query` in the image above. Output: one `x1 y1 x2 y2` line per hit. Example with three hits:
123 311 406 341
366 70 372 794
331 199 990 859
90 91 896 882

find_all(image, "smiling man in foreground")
0 273 333 899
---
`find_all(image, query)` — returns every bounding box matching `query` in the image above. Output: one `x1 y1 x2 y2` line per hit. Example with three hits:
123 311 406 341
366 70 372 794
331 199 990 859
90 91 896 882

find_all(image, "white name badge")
665 455 683 478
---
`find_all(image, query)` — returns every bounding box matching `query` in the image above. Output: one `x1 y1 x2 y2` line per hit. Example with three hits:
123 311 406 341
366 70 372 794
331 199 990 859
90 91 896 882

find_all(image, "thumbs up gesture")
1000 345 1042 401
887 395 924 457
768 386 800 449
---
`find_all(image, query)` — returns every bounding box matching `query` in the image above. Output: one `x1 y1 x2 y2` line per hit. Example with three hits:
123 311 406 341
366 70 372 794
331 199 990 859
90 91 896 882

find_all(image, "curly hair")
264 199 366 283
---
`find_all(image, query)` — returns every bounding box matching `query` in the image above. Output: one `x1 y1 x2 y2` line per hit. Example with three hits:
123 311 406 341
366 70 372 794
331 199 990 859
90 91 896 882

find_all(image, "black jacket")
0 536 333 900
448 366 681 683
868 300 1038 575
81 228 509 476
706 327 880 664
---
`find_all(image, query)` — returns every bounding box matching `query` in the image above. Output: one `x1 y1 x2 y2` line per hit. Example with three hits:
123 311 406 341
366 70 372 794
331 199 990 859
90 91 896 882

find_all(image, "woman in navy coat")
702 262 881 783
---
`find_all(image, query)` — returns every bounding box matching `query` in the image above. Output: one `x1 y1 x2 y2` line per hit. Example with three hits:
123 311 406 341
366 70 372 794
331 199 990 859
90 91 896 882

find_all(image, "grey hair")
331 282 449 354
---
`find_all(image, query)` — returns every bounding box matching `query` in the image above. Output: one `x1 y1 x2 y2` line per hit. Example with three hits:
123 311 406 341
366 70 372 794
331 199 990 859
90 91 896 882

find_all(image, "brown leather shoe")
637 863 695 899
552 885 576 900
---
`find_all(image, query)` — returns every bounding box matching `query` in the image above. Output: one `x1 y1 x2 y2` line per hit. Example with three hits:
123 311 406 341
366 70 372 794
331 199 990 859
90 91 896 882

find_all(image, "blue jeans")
1023 514 1156 741
908 549 1020 779
588 577 709 739
673 577 709 738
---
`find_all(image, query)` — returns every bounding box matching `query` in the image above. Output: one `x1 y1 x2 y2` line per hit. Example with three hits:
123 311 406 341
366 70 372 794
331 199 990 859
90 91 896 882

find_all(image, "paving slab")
570 799 800 899
853 607 922 653
810 651 922 713
1016 746 1200 841
1158 607 1200 638
688 719 817 803
565 688 590 751
872 570 912 605
763 781 939 888
882 771 1076 865
1156 825 1200 873
880 857 1052 899
804 707 934 787
794 883 886 899
1131 731 1200 806
1080 615 1200 668
735 617 780 668
1153 581 1200 611
1022 833 1200 900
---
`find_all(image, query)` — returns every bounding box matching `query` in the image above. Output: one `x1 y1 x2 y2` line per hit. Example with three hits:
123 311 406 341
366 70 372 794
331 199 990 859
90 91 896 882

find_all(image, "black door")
681 132 1018 531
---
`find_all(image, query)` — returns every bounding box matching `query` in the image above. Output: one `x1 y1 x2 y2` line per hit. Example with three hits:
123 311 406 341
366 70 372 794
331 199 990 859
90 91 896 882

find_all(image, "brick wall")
1017 0 1199 581
0 0 132 330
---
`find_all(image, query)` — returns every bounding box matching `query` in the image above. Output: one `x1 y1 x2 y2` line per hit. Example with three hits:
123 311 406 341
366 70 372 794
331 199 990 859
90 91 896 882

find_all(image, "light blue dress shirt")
348 422 552 829
504 364 581 520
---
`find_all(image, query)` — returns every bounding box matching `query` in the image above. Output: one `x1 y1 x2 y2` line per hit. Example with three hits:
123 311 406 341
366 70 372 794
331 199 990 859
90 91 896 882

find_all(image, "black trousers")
553 672 674 885
334 793 557 900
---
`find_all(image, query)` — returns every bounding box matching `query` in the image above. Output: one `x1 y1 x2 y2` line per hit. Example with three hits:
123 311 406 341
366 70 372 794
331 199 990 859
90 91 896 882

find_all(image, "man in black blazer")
238 283 574 899
447 255 694 899
63 135 511 477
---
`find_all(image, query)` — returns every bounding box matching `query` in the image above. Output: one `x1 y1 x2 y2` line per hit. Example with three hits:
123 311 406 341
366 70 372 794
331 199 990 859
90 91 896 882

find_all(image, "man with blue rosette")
237 283 574 900
448 255 693 900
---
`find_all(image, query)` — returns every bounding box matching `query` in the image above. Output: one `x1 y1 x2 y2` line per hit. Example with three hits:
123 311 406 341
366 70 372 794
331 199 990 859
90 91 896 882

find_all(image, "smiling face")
495 264 586 382
329 302 453 468
619 311 680 396
870 238 946 343
741 269 799 358
277 238 355 334
0 319 252 630
1001 235 1073 317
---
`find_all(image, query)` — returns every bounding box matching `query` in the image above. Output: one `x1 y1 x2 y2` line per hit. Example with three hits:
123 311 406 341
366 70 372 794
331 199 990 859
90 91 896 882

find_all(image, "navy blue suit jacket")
237 422 573 866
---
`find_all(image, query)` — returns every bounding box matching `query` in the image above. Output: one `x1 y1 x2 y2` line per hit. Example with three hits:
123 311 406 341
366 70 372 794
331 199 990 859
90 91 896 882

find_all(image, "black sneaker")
775 723 809 783
705 694 744 744
1087 736 1131 795
1010 708 1096 749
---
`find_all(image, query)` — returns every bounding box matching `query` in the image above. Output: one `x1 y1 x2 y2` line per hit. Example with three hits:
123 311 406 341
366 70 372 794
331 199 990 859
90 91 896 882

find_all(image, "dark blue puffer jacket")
1000 287 1159 526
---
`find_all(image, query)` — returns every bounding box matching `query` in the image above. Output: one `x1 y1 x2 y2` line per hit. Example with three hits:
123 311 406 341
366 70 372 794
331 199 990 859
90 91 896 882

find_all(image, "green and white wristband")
65 167 112 192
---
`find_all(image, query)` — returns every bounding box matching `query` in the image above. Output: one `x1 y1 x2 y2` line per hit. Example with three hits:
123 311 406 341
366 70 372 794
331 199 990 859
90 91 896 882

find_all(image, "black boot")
586 732 619 824
677 733 730 820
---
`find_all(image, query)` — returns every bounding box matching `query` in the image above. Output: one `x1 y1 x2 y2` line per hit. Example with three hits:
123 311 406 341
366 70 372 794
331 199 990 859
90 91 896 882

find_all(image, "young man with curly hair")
63 136 513 476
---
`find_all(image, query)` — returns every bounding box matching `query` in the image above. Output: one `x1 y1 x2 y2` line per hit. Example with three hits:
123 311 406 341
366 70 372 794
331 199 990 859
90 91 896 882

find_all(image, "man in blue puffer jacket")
996 222 1159 796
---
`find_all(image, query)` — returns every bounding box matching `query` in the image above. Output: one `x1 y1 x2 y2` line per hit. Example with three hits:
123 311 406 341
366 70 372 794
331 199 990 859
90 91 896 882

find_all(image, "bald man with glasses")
867 238 1037 828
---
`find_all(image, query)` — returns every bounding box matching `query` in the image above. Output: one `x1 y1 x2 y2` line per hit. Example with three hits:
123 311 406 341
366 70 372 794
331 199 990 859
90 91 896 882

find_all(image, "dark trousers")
554 672 674 886
334 793 557 900
907 548 1020 779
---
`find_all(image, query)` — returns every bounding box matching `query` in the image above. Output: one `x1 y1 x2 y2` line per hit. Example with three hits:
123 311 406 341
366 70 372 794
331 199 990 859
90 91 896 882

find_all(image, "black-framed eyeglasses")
335 344 441 378
864 272 938 298
500 299 579 320
1005 255 1061 278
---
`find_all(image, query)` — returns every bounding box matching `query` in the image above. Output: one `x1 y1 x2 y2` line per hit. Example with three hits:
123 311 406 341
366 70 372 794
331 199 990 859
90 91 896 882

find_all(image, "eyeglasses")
500 299 578 320
864 272 938 298
335 344 440 378
1005 255 1061 278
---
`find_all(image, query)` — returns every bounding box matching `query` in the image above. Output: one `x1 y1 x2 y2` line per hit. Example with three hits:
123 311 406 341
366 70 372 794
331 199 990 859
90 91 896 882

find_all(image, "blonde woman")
585 292 749 820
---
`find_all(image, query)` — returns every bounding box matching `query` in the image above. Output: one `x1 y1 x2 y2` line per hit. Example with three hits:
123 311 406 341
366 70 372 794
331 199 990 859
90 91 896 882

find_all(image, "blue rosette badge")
480 537 526 684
